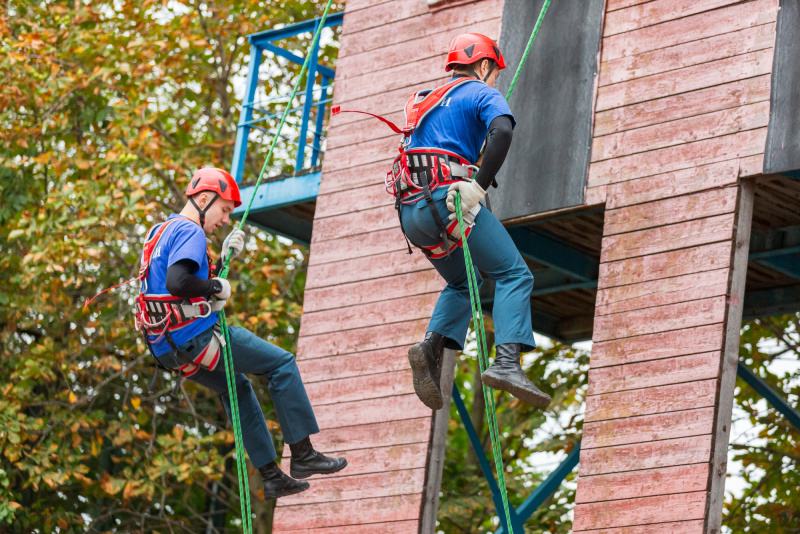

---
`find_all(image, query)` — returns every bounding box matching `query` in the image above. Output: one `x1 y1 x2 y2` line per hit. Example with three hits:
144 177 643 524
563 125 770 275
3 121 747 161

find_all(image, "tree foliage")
0 1 340 532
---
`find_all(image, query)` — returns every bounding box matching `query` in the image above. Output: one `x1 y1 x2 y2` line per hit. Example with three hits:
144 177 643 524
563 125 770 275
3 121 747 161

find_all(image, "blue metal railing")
231 12 343 184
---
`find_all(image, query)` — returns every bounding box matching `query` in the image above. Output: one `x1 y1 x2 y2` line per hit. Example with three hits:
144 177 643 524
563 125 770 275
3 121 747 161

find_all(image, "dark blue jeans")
156 325 319 468
399 189 536 351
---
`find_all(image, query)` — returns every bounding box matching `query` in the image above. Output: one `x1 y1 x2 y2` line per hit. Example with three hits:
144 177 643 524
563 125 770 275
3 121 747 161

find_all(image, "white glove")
214 278 231 300
222 229 245 260
446 181 486 221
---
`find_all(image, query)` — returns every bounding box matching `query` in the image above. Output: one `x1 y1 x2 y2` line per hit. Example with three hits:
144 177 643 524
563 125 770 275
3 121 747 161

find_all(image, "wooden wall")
272 0 504 532
575 0 776 532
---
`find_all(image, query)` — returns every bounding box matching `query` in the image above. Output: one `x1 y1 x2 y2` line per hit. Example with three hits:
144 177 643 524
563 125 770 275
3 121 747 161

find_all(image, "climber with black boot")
135 168 346 499
395 34 552 410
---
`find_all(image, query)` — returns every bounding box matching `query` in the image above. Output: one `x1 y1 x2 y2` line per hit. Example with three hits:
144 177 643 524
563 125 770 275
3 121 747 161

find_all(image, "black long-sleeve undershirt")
165 259 223 299
474 115 514 191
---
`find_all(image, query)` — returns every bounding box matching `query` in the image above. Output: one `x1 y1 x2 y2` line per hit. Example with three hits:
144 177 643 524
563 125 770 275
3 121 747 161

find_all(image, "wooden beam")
706 179 754 533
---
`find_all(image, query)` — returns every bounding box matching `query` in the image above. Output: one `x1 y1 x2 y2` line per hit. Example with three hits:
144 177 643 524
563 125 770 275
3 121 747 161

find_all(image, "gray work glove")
446 180 486 221
213 278 231 300
222 228 245 261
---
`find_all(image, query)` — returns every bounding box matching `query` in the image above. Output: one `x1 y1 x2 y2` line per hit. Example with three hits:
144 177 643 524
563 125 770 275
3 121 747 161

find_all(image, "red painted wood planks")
601 0 777 61
574 520 704 534
575 463 710 504
588 128 768 187
297 318 429 360
341 0 429 34
598 241 733 289
280 520 419 534
594 75 771 137
313 183 391 220
308 418 431 452
587 352 722 396
605 160 740 209
583 407 716 449
600 214 735 263
592 101 770 162
310 394 430 429
592 296 726 342
300 293 438 336
591 325 725 368
273 494 422 530
599 22 775 86
572 491 707 531
596 48 773 111
578 435 713 476
278 467 426 506
305 371 415 406
303 271 443 313
585 380 717 422
309 227 408 266
305 249 432 290
603 187 739 235
281 443 429 477
297 347 411 383
604 0 744 37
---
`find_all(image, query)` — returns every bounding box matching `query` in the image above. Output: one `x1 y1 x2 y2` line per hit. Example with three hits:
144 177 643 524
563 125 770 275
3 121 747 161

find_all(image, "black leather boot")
481 343 551 407
289 436 348 479
408 331 446 410
258 461 309 500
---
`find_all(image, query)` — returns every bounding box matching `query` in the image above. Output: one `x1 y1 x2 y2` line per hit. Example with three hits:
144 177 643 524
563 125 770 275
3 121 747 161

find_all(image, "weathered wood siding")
272 1 504 531
575 0 775 532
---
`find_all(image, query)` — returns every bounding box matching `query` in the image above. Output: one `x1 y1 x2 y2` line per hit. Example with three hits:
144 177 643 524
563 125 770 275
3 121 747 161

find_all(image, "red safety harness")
333 77 483 258
85 217 225 394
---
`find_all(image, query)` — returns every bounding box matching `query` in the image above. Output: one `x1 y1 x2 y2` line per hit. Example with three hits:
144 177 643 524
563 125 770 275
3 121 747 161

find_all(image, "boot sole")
263 480 310 500
290 458 348 480
481 372 552 407
408 345 444 410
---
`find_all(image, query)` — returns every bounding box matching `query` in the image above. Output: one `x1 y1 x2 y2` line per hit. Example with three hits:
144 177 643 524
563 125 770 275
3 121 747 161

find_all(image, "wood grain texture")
592 101 770 162
599 22 775 86
592 297 726 342
587 352 722 396
597 48 773 111
280 443 429 477
605 160 740 209
305 249 432 290
309 227 409 266
281 520 419 534
585 380 717 422
603 187 739 235
575 463 710 504
574 520 704 534
297 318 429 360
600 213 735 263
595 268 730 316
278 468 426 506
591 325 725 368
603 0 743 37
309 418 431 453
297 348 410 383
583 407 716 448
305 373 416 407
594 75 771 137
303 271 444 313
588 128 768 187
598 241 733 289
341 0 428 34
274 495 422 531
573 491 707 531
317 161 389 195
602 0 778 61
578 435 713 476
313 183 392 220
300 293 438 336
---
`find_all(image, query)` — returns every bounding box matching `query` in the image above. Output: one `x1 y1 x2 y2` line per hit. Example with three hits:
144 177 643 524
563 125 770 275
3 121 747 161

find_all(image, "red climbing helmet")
445 33 506 72
186 168 242 208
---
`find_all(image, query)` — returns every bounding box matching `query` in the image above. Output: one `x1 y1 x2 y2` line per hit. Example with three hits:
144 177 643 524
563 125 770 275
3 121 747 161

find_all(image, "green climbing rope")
214 1 336 531
455 2 552 532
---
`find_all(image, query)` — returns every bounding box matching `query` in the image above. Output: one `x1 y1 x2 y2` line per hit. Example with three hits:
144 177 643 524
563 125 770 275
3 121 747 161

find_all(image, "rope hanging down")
216 1 336 531
457 1 551 532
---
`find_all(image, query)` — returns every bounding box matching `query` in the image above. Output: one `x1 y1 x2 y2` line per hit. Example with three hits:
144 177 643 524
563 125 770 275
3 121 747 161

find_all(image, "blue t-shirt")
406 79 515 165
141 214 218 356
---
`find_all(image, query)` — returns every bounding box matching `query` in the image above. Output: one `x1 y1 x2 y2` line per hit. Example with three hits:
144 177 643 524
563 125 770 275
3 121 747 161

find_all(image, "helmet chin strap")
467 60 497 83
189 193 218 230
